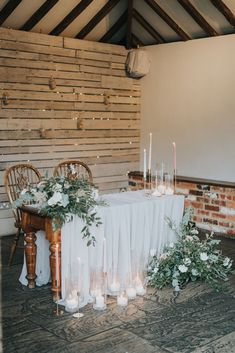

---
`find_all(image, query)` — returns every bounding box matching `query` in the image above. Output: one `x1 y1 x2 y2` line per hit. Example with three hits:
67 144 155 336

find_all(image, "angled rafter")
100 10 127 42
126 0 133 49
50 0 93 36
132 8 165 44
210 0 235 27
144 0 191 41
0 0 22 26
76 0 120 39
21 0 59 31
177 0 218 36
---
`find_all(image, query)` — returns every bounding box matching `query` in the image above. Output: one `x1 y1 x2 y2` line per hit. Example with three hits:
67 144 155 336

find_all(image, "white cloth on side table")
19 190 184 306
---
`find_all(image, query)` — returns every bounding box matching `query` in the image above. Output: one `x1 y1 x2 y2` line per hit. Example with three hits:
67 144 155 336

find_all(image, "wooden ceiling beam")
177 0 218 36
21 0 59 31
210 0 235 27
126 0 133 49
50 0 93 36
132 8 165 44
144 0 191 41
76 0 120 39
0 0 22 26
100 10 127 43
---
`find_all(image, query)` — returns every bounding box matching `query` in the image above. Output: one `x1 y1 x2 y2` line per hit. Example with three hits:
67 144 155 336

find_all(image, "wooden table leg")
24 231 37 289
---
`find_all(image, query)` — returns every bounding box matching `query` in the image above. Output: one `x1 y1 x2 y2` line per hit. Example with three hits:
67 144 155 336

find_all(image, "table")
20 190 184 305
19 206 61 301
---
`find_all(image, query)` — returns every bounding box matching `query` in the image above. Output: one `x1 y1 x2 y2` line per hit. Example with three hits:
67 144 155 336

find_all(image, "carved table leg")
49 240 61 302
24 231 37 289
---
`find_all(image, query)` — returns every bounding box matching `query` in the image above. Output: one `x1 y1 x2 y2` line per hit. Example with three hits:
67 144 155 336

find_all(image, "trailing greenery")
13 175 106 246
147 208 233 292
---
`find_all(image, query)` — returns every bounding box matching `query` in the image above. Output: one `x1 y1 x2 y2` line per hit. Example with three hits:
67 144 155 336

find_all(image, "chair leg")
8 228 21 266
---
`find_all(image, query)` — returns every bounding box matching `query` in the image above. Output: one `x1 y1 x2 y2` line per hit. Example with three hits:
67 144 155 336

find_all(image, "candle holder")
92 270 107 311
72 291 84 318
117 290 128 307
53 280 63 316
108 271 121 296
165 173 174 195
134 271 147 296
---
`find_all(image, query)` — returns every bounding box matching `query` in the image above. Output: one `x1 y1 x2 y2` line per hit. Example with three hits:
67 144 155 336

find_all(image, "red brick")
176 182 197 190
193 216 202 222
226 201 235 209
227 229 235 235
196 196 210 203
205 204 219 212
211 186 226 193
191 201 204 209
211 199 226 206
196 210 210 216
219 221 230 228
203 218 218 225
211 213 226 219
189 190 203 196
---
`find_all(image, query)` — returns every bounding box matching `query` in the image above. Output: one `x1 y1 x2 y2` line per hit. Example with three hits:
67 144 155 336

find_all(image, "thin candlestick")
148 133 152 172
173 142 177 193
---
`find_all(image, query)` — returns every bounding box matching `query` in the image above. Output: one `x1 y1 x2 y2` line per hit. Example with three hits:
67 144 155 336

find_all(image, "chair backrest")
4 163 41 223
53 160 93 182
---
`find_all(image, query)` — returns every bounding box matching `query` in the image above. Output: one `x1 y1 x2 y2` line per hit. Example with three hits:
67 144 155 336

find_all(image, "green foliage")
148 208 233 292
13 176 106 246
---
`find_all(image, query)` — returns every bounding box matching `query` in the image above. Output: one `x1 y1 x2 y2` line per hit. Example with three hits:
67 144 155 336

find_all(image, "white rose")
169 242 174 248
186 235 193 241
172 278 178 287
47 192 62 206
191 268 199 276
52 183 62 192
184 258 191 266
223 257 231 267
200 252 208 261
178 264 188 273
191 228 199 235
153 267 159 274
34 191 46 204
21 189 28 195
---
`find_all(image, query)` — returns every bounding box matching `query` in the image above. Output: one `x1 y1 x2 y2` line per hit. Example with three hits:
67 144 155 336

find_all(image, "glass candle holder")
117 291 128 307
134 271 147 296
165 173 174 195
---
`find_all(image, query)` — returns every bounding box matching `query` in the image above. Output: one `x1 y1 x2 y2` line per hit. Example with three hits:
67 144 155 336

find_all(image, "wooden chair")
53 160 93 182
4 163 41 266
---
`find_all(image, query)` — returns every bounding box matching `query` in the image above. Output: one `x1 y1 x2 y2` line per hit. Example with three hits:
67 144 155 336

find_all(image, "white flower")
190 228 199 235
184 258 191 266
209 254 218 262
33 191 46 204
37 181 46 189
76 189 86 197
160 252 168 260
186 235 193 241
47 192 62 206
69 164 76 174
150 248 156 257
178 264 188 273
59 194 69 208
223 257 231 267
153 267 159 274
200 252 208 261
174 285 180 292
52 183 62 192
169 242 174 248
172 278 178 287
191 268 199 276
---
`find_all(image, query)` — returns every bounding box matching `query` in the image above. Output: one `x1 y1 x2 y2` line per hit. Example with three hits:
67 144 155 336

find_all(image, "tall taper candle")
173 142 176 172
103 238 107 273
143 149 146 179
55 244 59 285
148 133 152 171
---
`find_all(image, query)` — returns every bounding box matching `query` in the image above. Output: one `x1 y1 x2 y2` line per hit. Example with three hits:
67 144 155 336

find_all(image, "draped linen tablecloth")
19 190 184 306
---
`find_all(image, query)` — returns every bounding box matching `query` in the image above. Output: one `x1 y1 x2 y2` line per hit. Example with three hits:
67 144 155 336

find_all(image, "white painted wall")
140 34 235 182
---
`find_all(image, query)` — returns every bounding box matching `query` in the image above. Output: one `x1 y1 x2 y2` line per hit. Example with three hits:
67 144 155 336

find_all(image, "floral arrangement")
147 208 233 292
14 175 106 246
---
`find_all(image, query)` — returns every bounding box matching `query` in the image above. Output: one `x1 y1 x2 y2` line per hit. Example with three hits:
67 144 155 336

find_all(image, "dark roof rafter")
76 0 120 39
0 0 22 26
144 0 191 41
21 0 59 31
100 10 127 43
132 8 165 44
126 0 133 49
210 0 235 27
177 0 218 36
50 0 93 36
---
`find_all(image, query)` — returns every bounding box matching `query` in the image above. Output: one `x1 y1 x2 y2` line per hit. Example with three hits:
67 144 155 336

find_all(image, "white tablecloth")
20 190 184 306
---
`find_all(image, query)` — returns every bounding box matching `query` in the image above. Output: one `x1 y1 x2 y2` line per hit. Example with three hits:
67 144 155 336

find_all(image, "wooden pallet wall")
0 28 140 230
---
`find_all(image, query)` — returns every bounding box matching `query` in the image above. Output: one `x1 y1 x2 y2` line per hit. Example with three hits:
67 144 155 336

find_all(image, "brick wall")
128 172 235 237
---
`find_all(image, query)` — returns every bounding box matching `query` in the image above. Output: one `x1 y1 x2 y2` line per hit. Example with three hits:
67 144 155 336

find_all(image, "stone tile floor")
1 235 235 353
